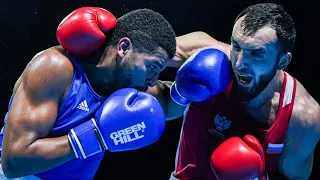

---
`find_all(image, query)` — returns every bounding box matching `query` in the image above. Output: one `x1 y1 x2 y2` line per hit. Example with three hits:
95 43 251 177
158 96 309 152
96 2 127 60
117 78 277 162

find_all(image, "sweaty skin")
2 44 177 178
2 47 75 177
170 31 320 179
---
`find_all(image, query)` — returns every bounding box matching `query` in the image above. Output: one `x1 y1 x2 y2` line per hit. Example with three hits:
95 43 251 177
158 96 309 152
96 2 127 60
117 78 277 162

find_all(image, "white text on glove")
110 122 146 145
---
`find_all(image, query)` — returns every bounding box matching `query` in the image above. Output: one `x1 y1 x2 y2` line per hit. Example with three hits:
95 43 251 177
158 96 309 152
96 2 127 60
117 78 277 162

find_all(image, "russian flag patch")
266 143 284 154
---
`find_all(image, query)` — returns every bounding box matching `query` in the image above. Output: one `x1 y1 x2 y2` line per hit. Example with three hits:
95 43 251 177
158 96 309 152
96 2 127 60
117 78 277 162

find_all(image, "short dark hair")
234 3 296 54
107 9 176 59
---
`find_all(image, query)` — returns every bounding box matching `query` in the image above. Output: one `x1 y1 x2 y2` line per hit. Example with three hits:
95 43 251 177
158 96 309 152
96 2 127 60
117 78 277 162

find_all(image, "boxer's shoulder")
28 46 73 78
277 79 319 179
288 78 320 137
292 79 319 124
28 46 71 68
21 46 74 97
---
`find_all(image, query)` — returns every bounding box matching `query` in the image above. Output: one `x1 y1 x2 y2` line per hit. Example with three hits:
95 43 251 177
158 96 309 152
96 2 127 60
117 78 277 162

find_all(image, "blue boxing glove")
68 88 165 159
170 48 231 106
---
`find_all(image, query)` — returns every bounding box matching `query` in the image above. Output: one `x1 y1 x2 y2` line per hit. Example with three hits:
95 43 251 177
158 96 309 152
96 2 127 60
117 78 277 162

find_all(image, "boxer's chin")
235 79 260 102
237 78 271 102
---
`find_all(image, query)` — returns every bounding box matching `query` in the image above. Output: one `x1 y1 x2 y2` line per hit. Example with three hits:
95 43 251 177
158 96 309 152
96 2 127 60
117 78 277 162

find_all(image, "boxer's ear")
117 38 132 58
277 52 292 70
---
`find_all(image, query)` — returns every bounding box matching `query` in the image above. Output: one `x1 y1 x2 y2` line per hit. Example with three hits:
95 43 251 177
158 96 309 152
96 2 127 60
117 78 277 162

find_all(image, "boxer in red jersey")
163 3 320 180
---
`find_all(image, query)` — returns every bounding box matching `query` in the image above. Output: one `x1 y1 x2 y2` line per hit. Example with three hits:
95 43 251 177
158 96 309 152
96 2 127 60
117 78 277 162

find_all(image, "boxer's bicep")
2 51 73 162
277 109 320 179
147 80 185 121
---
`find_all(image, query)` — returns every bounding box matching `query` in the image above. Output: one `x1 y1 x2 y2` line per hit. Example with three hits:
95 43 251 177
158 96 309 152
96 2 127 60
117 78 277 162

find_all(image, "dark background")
0 0 318 179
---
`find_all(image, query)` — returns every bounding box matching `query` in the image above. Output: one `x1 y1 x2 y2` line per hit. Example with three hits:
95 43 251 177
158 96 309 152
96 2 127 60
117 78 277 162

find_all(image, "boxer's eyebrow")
248 47 267 53
148 58 165 70
256 47 266 52
155 59 165 70
231 36 267 52
156 53 168 66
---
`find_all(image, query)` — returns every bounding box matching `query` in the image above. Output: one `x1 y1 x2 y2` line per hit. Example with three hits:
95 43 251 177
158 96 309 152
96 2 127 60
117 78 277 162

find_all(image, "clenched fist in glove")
170 48 231 106
68 88 166 159
210 135 268 180
56 7 117 56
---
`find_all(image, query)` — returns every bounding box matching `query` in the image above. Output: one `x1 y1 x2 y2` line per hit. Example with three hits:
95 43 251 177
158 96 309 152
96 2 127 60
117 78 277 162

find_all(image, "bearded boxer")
0 7 178 179
168 3 320 179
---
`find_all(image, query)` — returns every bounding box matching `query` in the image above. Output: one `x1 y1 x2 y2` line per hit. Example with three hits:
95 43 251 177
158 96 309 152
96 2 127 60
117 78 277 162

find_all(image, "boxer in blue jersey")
0 8 181 179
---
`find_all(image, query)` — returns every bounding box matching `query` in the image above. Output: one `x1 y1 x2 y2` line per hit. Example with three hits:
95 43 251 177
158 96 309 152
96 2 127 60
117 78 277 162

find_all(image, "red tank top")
174 71 297 180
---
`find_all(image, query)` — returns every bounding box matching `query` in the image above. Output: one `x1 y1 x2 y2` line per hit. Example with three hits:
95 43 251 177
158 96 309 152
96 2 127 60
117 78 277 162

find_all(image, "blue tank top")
0 54 106 179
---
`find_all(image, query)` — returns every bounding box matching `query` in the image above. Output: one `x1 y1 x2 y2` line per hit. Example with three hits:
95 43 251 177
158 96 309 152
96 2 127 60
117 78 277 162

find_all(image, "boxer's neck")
80 48 119 96
242 70 284 125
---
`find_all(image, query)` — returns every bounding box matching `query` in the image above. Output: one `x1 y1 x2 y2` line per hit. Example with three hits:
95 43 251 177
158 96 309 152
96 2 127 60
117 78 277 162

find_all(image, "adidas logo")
77 100 89 112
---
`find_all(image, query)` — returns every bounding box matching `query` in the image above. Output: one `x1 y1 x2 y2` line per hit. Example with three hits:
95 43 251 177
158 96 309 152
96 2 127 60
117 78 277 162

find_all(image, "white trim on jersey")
283 72 294 108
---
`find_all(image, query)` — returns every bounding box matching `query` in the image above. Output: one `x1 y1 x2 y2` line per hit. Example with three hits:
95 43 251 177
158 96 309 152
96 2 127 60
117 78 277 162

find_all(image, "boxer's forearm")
167 55 186 68
148 80 185 120
156 80 185 120
3 135 75 178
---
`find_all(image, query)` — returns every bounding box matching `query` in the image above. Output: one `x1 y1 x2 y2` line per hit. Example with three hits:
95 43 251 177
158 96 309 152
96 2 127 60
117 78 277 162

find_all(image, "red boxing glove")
210 135 267 180
56 7 117 56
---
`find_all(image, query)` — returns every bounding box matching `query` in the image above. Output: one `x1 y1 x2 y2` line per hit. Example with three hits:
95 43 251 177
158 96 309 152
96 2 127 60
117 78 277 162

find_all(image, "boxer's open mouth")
237 74 253 84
